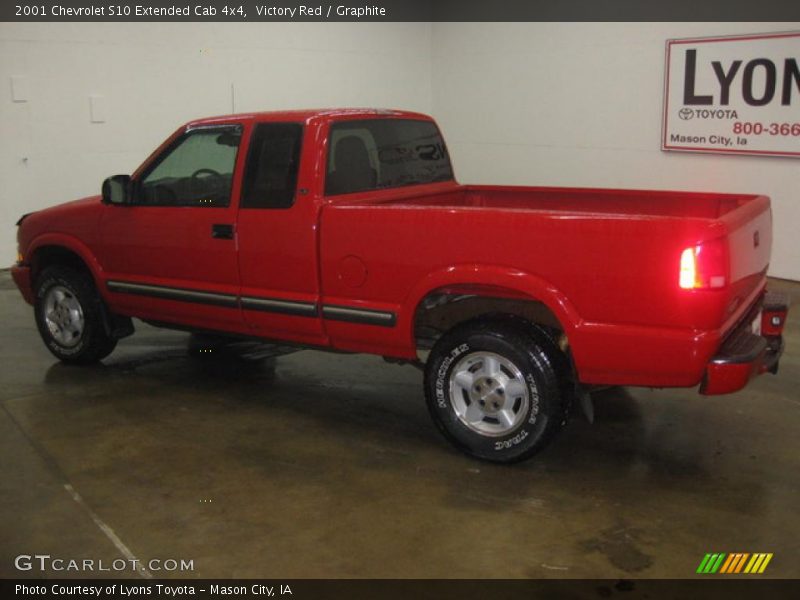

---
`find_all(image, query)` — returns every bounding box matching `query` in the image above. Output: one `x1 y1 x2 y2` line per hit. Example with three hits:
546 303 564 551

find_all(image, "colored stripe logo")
697 553 773 574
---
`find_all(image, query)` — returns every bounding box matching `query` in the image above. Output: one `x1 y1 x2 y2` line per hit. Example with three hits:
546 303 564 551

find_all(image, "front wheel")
424 319 567 463
34 266 117 364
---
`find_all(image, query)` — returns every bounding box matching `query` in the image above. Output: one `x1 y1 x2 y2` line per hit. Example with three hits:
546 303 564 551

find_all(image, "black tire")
34 266 117 364
424 318 567 463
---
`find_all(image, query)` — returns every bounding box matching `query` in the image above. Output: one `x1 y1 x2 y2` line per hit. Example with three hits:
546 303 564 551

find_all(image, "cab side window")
138 126 241 207
240 123 303 209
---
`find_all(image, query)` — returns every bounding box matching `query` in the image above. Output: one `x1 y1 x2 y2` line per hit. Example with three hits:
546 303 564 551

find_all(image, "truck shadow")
39 336 765 524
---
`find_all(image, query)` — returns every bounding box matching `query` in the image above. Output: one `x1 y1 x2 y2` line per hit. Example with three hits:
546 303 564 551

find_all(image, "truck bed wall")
389 185 758 220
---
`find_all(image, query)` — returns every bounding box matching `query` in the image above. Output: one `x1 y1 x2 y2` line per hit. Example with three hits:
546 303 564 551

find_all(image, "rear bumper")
11 263 35 305
700 291 789 395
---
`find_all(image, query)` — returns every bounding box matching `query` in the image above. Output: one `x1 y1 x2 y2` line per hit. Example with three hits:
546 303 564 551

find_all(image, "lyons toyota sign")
663 32 800 158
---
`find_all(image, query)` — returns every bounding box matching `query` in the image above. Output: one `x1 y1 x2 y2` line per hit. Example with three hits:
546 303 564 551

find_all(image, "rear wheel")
424 318 567 463
34 266 117 364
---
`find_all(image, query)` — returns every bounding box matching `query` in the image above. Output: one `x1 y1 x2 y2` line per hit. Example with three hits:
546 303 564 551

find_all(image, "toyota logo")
679 108 694 120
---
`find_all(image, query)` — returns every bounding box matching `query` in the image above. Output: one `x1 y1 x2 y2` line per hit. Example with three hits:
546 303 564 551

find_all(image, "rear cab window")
325 118 453 196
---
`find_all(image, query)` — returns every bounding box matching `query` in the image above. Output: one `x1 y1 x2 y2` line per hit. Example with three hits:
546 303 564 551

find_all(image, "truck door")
236 122 327 345
98 124 246 333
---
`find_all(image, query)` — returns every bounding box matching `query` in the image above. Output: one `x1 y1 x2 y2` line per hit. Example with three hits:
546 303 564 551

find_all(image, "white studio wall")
431 22 800 281
0 22 433 260
1 22 799 281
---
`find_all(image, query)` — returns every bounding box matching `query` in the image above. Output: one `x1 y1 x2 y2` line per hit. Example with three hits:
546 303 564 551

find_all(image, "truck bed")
321 183 772 386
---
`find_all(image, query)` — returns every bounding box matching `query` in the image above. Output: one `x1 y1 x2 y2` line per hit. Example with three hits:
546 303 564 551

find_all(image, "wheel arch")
28 234 105 296
406 265 582 352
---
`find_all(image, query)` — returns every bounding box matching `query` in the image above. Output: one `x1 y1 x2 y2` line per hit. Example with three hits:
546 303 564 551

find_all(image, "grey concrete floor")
1 272 798 579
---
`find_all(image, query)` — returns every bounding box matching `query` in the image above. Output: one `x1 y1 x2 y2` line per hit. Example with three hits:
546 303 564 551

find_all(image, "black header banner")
3 0 800 22
3 579 800 600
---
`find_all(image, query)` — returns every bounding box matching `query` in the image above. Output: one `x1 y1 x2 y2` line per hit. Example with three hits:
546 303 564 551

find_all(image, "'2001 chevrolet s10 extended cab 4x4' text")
11 109 790 462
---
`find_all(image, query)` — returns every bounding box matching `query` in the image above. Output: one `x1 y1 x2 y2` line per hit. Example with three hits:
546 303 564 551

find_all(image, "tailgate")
721 195 772 327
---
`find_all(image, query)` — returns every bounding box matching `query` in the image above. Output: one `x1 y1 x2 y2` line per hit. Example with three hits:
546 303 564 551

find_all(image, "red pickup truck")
11 108 789 462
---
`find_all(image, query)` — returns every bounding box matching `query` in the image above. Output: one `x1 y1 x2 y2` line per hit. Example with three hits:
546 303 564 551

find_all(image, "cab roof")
187 108 432 128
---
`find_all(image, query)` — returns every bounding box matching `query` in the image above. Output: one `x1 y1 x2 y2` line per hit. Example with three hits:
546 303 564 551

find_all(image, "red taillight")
679 239 727 290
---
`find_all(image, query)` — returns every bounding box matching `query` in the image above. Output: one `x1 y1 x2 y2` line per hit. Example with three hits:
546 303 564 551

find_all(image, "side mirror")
102 174 132 205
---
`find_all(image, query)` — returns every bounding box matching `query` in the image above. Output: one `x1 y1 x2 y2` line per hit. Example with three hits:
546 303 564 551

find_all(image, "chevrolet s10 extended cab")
11 109 790 462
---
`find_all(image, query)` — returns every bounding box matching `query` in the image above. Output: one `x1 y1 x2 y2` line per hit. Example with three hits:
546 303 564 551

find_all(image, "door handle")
211 224 234 239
